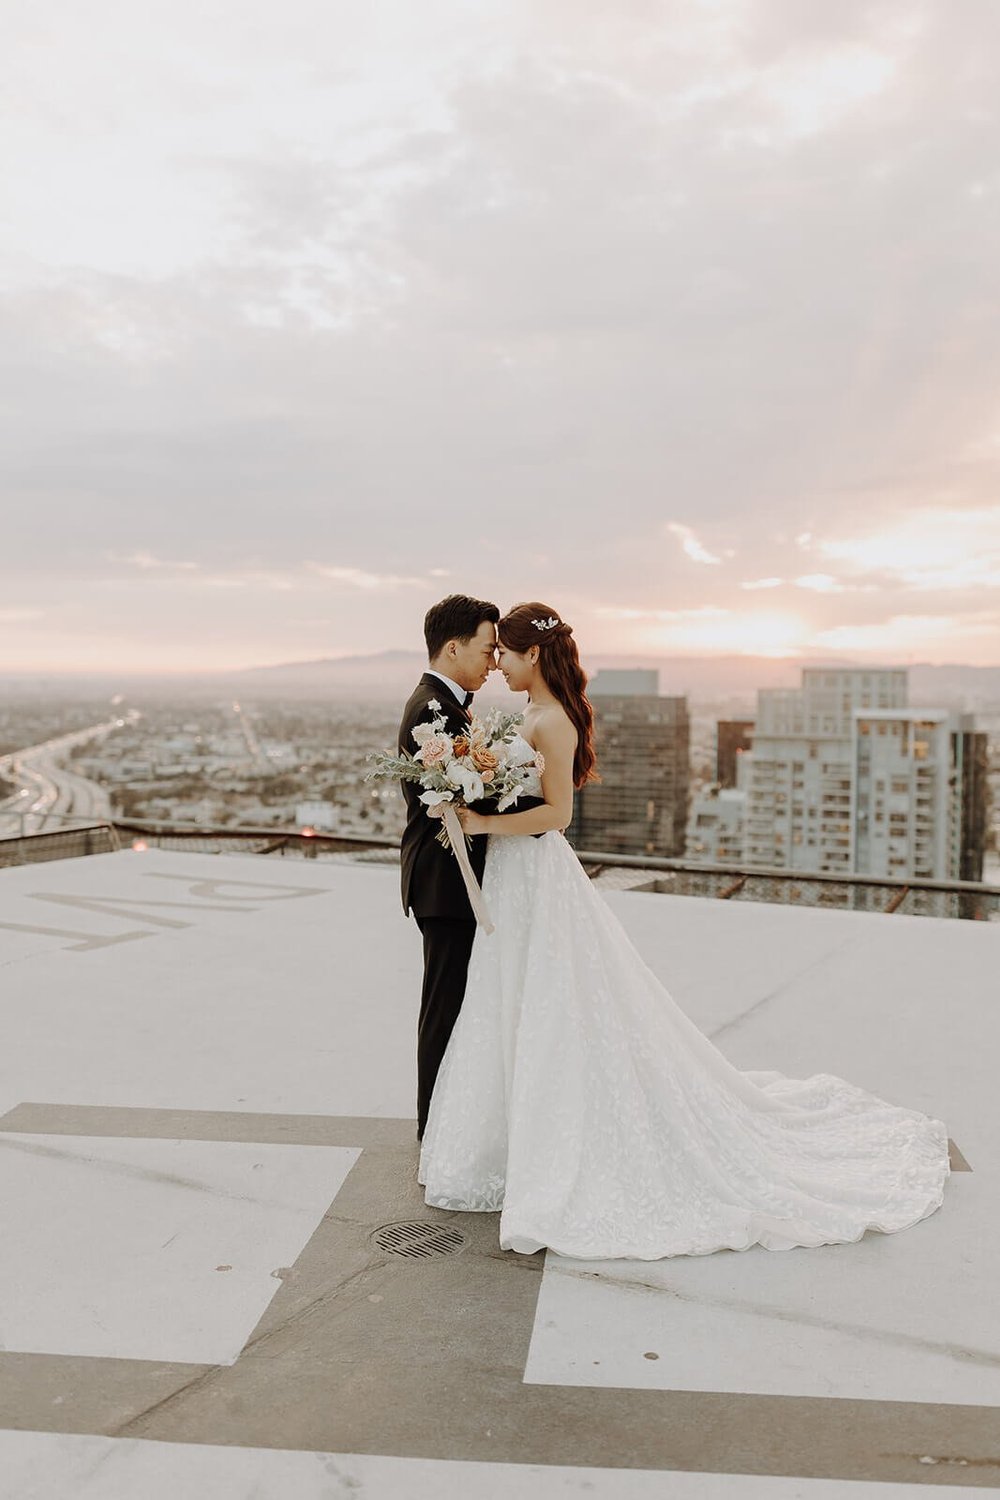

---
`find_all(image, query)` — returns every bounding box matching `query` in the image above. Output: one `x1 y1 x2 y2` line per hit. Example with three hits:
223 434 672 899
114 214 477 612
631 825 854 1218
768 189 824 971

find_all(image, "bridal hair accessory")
532 616 560 631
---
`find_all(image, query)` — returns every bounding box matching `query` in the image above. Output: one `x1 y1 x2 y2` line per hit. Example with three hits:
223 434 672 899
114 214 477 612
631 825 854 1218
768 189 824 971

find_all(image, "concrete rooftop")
0 846 997 1497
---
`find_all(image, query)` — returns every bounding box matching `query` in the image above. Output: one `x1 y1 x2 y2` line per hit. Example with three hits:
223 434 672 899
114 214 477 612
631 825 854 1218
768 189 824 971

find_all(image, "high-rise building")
957 725 990 883
738 668 986 882
716 720 754 788
852 710 952 880
744 670 908 874
589 669 659 696
853 710 989 882
568 670 689 856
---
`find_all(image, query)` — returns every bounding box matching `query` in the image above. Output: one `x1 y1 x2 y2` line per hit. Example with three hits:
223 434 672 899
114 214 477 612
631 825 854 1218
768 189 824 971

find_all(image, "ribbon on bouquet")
439 802 495 935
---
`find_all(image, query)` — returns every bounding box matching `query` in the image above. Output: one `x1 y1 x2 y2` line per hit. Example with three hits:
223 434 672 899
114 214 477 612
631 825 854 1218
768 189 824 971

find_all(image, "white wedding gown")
417 735 951 1259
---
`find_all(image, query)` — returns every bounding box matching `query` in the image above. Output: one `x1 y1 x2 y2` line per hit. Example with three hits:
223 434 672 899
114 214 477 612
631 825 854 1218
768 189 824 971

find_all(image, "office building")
958 726 990 883
716 720 754 789
568 671 689 856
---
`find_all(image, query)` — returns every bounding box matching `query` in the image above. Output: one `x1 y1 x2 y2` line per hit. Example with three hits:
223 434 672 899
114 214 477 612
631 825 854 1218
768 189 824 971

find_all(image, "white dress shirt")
427 669 470 709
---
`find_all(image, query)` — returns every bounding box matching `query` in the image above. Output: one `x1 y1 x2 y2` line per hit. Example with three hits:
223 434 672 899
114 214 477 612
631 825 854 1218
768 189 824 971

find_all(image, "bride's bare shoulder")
532 701 576 743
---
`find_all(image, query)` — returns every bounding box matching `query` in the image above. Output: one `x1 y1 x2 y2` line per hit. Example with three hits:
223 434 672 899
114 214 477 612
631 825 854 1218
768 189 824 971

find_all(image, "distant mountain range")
226 650 1000 709
5 650 1000 709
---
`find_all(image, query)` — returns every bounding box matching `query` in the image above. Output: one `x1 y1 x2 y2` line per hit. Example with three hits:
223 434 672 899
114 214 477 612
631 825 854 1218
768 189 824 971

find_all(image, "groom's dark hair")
424 594 499 661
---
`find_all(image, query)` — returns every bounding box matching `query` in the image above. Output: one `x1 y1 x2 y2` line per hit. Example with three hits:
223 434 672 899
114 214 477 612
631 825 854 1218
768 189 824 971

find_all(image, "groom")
398 594 500 1139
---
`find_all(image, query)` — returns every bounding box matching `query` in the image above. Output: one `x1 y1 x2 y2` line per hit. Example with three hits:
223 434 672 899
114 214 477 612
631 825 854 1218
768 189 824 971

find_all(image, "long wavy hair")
498 602 600 789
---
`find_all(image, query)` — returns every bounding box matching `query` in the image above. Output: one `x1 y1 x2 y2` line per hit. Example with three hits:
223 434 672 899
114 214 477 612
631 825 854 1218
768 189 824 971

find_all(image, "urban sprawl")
2 669 998 893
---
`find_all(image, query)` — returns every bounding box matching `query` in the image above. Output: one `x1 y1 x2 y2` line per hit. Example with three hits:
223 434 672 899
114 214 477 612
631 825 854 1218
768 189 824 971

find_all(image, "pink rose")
419 733 452 769
481 768 495 783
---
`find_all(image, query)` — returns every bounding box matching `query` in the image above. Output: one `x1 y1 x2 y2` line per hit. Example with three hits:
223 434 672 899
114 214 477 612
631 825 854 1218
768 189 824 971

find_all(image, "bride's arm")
457 716 576 836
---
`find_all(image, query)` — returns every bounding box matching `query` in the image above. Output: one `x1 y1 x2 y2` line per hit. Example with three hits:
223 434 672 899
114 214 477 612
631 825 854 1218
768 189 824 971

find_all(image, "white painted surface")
0 849 989 1143
0 851 422 1118
0 1431 980 1500
526 1171 997 1405
0 1134 359 1364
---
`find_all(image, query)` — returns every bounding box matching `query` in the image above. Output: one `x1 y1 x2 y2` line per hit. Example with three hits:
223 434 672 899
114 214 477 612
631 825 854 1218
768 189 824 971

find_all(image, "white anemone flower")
448 760 485 803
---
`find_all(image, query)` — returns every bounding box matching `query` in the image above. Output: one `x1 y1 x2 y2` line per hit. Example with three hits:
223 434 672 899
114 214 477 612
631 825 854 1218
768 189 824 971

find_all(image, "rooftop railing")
2 816 998 922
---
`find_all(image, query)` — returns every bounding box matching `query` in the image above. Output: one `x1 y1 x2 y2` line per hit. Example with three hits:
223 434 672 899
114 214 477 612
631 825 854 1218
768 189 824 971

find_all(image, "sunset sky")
2 0 1000 674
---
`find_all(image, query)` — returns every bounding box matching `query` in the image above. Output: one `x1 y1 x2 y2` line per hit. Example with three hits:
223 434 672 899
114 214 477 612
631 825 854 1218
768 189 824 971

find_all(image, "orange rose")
470 743 500 774
453 736 470 758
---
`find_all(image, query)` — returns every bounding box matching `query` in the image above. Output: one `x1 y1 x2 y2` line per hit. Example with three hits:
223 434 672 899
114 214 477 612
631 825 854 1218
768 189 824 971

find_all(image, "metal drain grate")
372 1220 469 1259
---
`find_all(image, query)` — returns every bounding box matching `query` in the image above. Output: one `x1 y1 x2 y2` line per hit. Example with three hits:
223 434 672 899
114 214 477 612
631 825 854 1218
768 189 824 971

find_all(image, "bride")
417 601 951 1259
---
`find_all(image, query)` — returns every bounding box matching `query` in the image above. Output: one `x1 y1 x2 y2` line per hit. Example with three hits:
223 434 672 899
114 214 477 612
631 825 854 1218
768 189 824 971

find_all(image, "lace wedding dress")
417 734 951 1259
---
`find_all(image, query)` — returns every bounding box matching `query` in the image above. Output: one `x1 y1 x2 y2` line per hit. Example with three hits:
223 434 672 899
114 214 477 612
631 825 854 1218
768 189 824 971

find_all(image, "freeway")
0 711 139 839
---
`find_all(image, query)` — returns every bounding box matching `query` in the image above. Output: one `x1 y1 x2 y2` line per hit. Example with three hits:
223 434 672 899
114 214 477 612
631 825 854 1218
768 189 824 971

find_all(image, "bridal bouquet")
365 703 545 936
365 703 543 850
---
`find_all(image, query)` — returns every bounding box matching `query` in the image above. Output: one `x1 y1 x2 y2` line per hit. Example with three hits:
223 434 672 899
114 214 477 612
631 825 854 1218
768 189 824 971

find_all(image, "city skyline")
3 1 1000 673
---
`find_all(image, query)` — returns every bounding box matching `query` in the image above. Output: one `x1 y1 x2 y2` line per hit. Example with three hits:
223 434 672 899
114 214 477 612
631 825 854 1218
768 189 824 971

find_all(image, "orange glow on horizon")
623 610 811 660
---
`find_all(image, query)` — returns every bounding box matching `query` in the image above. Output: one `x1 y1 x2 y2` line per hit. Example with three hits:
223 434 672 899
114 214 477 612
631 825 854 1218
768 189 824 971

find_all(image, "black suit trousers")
415 915 477 1138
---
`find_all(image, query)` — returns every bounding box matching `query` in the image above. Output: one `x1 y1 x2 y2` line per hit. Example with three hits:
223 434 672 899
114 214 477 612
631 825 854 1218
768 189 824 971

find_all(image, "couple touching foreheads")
398 595 594 1136
398 593 950 1261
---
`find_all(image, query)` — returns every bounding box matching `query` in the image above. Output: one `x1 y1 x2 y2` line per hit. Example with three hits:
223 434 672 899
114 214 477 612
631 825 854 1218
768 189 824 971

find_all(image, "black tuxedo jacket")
398 674 488 920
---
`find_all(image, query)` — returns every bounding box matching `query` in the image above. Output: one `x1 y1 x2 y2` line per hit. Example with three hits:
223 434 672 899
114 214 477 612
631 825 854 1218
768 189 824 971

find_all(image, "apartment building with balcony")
853 710 988 882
